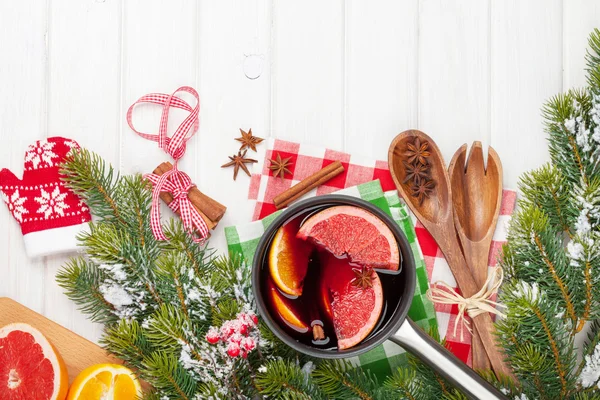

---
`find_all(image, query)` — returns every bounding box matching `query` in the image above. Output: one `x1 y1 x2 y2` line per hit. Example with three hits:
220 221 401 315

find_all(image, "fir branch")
477 370 524 399
576 320 600 391
313 360 390 400
497 280 577 398
580 260 595 332
572 391 600 400
384 368 426 400
115 175 156 250
56 257 116 324
154 251 211 325
79 222 131 265
584 320 600 360
518 164 574 235
142 352 198 400
211 298 241 327
505 205 579 324
586 28 600 90
404 330 465 399
101 319 152 370
61 148 124 224
256 359 326 400
543 89 597 185
163 219 213 277
145 304 202 363
196 382 227 400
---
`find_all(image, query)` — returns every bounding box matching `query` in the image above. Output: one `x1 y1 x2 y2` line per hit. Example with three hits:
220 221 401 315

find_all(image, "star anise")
352 267 374 289
235 128 264 152
410 178 435 205
221 150 257 180
405 137 430 165
403 161 429 184
269 153 293 179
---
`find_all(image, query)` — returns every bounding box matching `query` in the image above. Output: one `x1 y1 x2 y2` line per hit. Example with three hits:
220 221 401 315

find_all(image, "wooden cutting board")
0 297 120 383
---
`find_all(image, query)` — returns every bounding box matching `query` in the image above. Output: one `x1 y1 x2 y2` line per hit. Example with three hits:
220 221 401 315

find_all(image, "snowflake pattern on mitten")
0 137 91 257
24 139 59 170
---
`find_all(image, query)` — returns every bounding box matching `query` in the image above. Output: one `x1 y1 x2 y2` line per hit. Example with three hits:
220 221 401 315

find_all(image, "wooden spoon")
448 142 503 373
388 130 513 379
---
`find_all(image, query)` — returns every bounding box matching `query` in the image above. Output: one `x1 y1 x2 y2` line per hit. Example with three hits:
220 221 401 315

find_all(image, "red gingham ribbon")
127 86 208 242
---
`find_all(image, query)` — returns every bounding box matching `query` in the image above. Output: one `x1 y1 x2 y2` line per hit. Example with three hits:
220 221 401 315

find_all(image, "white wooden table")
0 0 598 345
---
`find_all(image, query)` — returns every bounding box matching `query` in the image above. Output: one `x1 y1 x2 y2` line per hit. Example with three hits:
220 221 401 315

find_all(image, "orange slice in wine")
265 277 310 334
269 218 313 296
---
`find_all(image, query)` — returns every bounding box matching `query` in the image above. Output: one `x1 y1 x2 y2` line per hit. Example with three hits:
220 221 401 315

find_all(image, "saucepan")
252 195 506 400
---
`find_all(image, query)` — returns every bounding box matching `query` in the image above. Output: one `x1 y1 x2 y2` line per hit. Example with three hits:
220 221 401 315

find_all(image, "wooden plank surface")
344 0 419 157
419 0 491 165
44 0 123 344
490 0 563 188
196 0 272 252
0 297 118 383
0 0 48 314
271 0 345 149
563 0 600 89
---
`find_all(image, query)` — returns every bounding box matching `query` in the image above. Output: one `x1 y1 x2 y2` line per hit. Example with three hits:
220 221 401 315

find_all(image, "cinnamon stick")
153 162 227 224
312 324 325 341
274 161 344 209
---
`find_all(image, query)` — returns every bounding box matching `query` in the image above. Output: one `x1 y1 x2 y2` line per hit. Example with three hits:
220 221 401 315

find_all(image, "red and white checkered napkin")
248 138 517 366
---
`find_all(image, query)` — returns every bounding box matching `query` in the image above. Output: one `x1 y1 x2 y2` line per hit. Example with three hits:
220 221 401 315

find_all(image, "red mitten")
0 137 91 257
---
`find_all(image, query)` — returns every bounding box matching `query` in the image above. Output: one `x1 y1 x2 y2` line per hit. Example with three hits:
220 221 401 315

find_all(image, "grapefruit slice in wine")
0 322 69 400
269 217 313 296
297 205 400 270
319 252 383 350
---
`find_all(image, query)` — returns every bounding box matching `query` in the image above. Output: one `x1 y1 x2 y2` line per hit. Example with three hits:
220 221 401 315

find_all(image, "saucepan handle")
390 319 507 400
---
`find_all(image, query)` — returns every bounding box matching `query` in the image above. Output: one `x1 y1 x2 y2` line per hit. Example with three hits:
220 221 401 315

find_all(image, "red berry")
251 314 259 325
220 321 235 338
239 324 249 335
205 327 220 344
241 337 256 351
229 333 243 344
227 342 241 358
241 349 248 359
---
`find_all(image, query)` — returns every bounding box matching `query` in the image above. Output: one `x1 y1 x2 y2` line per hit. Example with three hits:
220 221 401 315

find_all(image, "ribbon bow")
127 86 208 242
426 267 506 341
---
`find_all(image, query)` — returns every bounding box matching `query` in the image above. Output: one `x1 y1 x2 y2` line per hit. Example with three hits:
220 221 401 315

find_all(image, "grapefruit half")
0 322 69 400
319 253 383 350
297 205 400 270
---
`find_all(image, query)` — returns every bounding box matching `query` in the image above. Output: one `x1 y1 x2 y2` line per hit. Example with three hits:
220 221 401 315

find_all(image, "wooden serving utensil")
388 130 513 379
448 142 503 373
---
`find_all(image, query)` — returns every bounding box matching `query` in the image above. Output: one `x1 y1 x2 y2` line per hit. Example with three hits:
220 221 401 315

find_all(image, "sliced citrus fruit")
269 217 313 296
0 322 69 400
67 363 141 400
265 277 310 334
297 205 400 270
319 252 383 350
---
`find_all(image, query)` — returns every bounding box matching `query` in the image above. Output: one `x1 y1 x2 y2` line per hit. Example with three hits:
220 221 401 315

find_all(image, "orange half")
67 364 141 400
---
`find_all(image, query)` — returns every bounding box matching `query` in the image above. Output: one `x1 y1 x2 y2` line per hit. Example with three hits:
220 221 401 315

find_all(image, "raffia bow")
426 267 506 340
